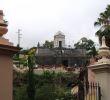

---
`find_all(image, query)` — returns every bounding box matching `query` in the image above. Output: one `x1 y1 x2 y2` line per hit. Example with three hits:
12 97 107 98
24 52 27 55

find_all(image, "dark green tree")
37 42 40 48
74 37 97 57
27 49 36 100
13 71 76 100
94 5 110 47
43 40 54 48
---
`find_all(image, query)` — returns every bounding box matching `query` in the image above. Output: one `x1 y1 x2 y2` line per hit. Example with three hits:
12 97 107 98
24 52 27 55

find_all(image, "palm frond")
95 30 102 36
94 21 101 26
106 5 110 12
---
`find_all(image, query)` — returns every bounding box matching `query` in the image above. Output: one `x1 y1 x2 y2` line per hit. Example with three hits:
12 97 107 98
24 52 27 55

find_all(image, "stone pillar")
89 64 110 100
0 10 19 100
88 36 110 100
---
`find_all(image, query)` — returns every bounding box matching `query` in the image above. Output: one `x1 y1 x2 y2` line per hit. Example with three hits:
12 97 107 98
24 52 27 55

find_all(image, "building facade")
36 31 87 67
54 31 65 48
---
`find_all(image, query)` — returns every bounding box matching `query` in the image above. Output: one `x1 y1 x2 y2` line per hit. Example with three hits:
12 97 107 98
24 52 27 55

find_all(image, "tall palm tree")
94 5 110 47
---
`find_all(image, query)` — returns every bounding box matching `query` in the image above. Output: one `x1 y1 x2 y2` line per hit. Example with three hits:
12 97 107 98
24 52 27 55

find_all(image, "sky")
0 0 110 49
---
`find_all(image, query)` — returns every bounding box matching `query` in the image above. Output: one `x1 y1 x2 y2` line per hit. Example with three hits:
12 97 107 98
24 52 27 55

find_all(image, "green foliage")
94 5 110 47
74 37 97 57
43 40 54 48
13 71 77 100
13 72 28 100
13 85 28 100
13 55 28 67
19 58 28 66
28 47 36 57
27 56 36 100
13 47 37 67
35 71 75 100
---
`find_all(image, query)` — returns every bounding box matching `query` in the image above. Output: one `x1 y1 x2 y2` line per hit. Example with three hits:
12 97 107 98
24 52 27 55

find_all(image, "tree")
13 71 77 100
27 48 36 100
94 5 110 47
74 37 97 57
37 42 40 48
43 40 54 48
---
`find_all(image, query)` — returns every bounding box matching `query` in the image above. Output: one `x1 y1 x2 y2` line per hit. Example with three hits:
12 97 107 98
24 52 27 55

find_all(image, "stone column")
88 36 110 100
89 63 110 100
0 10 20 100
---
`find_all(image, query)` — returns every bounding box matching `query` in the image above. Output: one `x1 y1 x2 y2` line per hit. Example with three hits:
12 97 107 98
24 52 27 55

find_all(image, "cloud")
1 0 110 48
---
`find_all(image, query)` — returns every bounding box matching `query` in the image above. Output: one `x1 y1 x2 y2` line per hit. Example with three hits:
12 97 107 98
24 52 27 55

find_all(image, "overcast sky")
0 0 110 49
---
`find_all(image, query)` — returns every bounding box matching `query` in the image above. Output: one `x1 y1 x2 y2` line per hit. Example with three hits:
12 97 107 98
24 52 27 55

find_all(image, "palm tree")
94 5 110 47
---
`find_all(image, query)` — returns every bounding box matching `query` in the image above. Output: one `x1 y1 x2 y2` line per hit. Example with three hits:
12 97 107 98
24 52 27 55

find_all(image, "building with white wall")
54 31 65 48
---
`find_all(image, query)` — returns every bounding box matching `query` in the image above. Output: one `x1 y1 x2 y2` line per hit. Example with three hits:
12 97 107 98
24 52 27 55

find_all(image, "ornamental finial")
101 36 107 48
0 10 8 37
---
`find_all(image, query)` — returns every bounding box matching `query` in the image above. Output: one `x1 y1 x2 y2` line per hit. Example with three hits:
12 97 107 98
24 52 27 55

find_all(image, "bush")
13 71 77 100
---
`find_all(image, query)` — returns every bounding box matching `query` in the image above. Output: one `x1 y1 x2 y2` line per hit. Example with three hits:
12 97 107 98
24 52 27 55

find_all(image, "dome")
54 31 65 36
